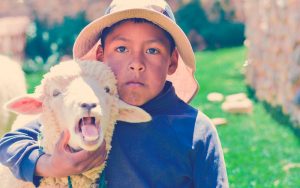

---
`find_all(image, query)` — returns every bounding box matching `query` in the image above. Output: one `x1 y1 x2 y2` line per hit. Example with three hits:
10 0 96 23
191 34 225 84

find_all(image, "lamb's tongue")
81 124 99 141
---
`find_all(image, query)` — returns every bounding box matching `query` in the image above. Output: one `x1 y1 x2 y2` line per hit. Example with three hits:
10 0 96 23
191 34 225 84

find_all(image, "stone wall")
0 0 191 25
0 0 110 24
0 17 30 61
244 0 300 126
0 0 244 24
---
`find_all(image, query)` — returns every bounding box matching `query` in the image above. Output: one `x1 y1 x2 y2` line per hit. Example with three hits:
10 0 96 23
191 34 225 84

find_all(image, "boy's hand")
35 129 107 178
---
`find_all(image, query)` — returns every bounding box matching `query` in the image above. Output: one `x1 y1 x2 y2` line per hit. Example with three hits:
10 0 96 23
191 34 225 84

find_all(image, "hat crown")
105 0 176 22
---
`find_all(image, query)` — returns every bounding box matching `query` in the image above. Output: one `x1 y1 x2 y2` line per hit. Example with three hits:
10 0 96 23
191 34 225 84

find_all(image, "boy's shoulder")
192 110 220 147
195 110 214 128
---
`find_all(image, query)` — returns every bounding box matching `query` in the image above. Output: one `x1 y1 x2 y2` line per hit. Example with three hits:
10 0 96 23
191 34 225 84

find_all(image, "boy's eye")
146 48 159 54
116 46 128 53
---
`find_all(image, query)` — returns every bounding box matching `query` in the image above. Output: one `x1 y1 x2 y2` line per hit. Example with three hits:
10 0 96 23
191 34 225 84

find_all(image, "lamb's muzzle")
80 102 97 111
76 116 101 143
78 103 100 142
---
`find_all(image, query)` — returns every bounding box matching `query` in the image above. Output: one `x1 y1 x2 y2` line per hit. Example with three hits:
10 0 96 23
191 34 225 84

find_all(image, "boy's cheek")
105 59 125 73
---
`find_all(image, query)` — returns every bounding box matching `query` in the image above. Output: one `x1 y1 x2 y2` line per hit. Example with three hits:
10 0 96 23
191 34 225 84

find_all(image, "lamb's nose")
80 103 97 111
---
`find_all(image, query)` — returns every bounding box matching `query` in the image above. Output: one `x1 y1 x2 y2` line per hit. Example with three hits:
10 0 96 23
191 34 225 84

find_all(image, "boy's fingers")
99 139 106 152
56 129 70 151
88 141 107 167
72 140 106 160
84 148 107 170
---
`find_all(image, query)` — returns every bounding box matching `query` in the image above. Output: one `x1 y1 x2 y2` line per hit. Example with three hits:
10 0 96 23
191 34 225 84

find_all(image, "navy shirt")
0 81 228 187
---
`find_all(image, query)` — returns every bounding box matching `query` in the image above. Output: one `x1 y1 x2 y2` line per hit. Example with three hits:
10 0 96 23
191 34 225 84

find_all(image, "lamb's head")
5 60 151 151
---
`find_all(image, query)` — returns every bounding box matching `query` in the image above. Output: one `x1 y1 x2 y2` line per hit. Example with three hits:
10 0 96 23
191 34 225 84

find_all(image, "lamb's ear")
5 94 42 115
117 100 152 123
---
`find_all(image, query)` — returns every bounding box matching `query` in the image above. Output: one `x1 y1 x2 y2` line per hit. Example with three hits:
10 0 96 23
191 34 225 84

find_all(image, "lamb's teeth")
81 117 96 125
83 135 99 142
82 117 91 125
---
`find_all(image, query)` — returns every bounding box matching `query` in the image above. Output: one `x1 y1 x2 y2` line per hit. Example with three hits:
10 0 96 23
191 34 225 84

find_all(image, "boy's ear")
96 44 104 61
117 100 152 123
5 94 42 115
168 49 179 75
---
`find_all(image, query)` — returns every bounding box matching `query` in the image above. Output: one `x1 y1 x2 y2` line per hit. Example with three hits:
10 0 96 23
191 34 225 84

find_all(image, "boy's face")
97 21 178 106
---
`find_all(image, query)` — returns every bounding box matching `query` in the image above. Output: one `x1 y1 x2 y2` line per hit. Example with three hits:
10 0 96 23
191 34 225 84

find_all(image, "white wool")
0 55 26 136
0 60 151 188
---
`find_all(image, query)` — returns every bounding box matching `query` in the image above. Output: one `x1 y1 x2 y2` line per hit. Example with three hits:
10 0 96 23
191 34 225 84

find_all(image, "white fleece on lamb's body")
0 55 26 136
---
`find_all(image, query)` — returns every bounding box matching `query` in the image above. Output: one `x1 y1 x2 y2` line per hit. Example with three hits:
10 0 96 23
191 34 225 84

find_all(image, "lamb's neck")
40 109 61 154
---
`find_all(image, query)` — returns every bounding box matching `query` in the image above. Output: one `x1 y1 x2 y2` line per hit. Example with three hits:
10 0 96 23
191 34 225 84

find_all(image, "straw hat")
73 0 199 103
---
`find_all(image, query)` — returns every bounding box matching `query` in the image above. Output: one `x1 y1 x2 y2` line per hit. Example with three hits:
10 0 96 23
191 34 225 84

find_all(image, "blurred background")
0 0 299 187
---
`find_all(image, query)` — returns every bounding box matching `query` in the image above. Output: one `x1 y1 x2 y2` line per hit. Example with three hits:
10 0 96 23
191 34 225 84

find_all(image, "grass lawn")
25 46 300 187
191 46 300 187
25 71 45 93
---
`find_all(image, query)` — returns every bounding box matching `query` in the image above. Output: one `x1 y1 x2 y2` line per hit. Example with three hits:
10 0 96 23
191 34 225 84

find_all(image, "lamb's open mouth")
76 116 101 144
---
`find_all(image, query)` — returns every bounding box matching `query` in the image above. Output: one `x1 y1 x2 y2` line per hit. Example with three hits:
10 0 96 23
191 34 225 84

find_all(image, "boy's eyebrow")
110 36 130 42
144 38 166 46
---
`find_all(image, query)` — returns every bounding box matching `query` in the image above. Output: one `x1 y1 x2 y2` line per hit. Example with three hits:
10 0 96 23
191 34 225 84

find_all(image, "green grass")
191 46 300 187
26 71 45 93
25 46 300 187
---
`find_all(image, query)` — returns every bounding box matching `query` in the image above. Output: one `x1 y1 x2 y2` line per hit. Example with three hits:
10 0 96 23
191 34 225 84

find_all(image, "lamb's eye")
52 89 61 97
104 87 110 93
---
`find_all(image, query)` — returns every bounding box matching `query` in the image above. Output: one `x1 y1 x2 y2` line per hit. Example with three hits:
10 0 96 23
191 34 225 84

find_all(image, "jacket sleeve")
0 120 43 186
192 111 229 188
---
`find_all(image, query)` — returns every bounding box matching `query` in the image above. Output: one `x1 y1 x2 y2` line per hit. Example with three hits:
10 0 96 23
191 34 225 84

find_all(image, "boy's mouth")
126 81 144 86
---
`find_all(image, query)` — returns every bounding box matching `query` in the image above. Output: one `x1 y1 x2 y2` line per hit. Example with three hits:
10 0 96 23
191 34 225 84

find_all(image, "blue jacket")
0 81 228 187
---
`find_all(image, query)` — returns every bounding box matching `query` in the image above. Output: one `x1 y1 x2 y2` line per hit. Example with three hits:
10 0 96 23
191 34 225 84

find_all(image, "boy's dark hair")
100 18 175 54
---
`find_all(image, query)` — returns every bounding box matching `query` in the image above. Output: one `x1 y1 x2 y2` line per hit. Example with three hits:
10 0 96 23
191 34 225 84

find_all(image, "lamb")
0 60 151 187
0 55 27 136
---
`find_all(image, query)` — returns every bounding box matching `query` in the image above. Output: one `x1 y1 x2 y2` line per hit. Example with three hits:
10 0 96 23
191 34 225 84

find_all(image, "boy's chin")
122 98 147 106
121 94 152 106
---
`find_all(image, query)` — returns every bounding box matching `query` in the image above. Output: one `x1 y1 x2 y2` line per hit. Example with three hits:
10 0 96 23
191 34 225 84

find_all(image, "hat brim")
73 8 199 103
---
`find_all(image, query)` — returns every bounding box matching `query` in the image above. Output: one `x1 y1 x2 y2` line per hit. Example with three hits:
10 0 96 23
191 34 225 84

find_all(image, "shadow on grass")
246 86 300 139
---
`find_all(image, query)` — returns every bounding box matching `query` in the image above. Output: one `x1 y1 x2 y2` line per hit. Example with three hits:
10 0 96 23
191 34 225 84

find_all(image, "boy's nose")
129 59 145 72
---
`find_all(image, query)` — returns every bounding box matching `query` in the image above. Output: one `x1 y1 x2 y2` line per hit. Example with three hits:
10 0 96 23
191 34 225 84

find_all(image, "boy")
0 0 228 187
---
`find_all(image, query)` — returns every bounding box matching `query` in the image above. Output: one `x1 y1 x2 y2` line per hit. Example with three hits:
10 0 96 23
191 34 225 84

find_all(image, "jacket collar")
139 81 180 115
